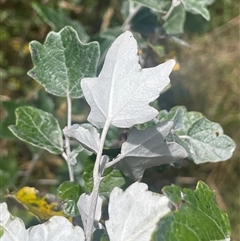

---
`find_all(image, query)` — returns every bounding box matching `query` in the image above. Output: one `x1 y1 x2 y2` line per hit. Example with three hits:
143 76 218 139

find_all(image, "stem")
85 119 111 241
105 154 124 169
122 4 142 30
162 0 181 21
63 95 74 182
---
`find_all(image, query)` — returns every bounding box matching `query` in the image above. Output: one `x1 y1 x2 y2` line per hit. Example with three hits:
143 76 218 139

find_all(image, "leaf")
28 26 100 98
163 4 186 35
152 181 231 241
81 31 176 128
28 216 85 241
129 0 171 13
69 145 85 165
78 193 103 233
57 181 83 217
32 3 89 42
83 157 130 200
9 106 63 154
0 202 28 240
93 229 110 241
66 124 100 153
97 27 124 70
158 106 236 163
15 187 66 221
105 182 172 241
115 122 188 181
0 203 85 240
181 0 215 21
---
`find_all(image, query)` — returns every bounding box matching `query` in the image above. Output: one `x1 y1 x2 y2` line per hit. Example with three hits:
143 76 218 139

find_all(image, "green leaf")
129 0 171 13
181 0 215 21
152 181 231 241
159 106 236 164
32 3 89 42
57 181 83 217
28 26 100 98
9 106 63 154
83 157 130 200
92 229 110 241
163 4 186 35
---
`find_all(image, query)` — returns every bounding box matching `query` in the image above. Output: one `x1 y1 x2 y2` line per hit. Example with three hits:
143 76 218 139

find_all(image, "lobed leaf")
0 202 28 240
9 106 63 154
152 181 231 241
159 106 236 163
82 31 175 128
106 182 172 241
0 202 85 241
115 121 188 181
28 26 99 98
29 216 85 240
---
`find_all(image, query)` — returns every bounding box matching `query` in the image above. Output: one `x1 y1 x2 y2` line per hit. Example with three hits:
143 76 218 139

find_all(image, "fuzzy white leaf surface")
81 31 175 128
28 216 85 241
78 192 103 233
105 182 172 241
116 122 188 180
67 123 100 153
0 202 85 241
0 202 28 241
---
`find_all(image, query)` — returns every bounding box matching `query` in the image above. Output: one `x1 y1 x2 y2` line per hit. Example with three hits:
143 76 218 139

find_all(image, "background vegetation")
0 0 239 239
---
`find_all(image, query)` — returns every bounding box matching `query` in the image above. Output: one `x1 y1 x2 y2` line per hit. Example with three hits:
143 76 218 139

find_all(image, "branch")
85 119 111 241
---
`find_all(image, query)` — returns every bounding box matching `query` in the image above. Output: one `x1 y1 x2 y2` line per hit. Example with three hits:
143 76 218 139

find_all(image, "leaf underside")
82 31 176 128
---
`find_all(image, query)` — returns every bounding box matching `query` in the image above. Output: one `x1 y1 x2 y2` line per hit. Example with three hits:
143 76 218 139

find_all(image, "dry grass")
178 16 240 240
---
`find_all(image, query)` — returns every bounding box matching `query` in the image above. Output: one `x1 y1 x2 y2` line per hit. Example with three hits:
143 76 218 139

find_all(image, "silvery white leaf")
67 123 100 153
78 193 103 234
81 31 175 128
0 202 85 241
105 182 172 241
0 202 28 241
115 122 188 180
28 216 85 241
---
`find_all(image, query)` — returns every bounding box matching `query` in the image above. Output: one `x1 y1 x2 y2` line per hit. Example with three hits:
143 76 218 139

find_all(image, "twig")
162 0 181 21
105 153 124 169
122 4 142 30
